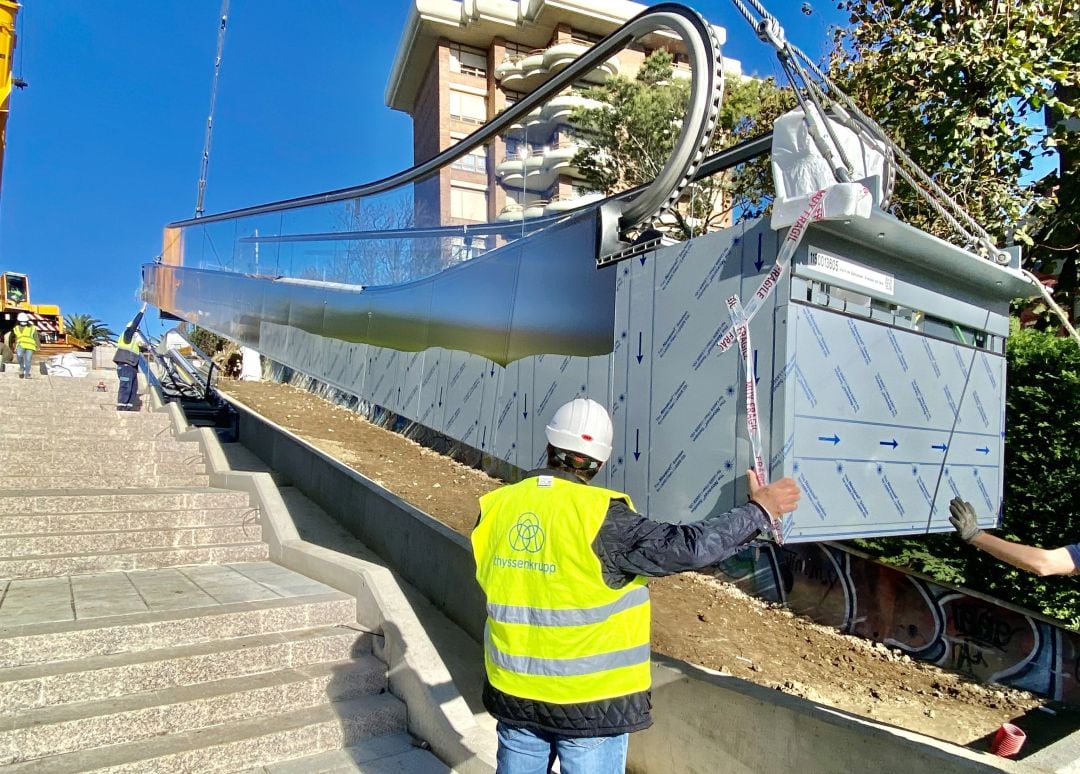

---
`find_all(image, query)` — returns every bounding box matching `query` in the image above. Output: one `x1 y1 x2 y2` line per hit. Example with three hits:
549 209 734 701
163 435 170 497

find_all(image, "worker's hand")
948 497 982 543
747 471 801 518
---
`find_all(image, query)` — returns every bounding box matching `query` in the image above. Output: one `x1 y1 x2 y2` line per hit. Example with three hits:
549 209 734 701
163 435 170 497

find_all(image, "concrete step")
0 524 263 557
0 592 356 669
238 737 450 774
0 656 390 765
0 541 270 580
0 624 372 715
0 507 256 535
0 421 173 437
0 447 204 466
0 474 212 490
0 438 198 453
0 696 410 773
0 406 165 416
0 461 208 479
0 488 251 515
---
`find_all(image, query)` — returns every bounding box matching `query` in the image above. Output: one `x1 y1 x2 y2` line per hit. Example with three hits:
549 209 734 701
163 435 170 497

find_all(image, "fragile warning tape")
717 183 872 543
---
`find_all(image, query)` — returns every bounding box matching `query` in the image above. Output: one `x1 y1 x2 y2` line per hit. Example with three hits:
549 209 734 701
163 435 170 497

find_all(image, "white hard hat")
545 398 614 463
16 312 28 323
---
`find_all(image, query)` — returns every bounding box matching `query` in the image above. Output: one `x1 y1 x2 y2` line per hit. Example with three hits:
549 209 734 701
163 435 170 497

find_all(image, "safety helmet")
16 312 28 323
545 398 614 463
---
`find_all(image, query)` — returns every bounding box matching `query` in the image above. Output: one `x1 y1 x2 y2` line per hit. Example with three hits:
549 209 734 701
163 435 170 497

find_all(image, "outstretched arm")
950 498 1078 577
594 472 801 585
970 533 1078 577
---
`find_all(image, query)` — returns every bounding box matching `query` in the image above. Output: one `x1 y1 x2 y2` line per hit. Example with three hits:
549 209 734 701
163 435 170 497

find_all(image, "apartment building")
385 0 742 255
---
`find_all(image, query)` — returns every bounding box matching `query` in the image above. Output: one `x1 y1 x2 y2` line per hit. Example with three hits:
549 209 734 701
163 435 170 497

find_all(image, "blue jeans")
15 346 33 377
496 722 628 774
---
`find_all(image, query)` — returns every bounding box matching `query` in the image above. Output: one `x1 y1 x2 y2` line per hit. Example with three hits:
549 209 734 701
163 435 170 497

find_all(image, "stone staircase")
0 372 446 772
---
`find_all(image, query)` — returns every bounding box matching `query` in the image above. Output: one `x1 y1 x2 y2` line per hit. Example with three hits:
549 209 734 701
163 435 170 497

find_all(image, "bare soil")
221 379 1071 749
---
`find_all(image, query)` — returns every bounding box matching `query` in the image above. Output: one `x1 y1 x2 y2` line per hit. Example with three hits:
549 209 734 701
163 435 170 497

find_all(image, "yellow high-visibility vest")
115 333 140 355
473 475 651 704
13 324 37 351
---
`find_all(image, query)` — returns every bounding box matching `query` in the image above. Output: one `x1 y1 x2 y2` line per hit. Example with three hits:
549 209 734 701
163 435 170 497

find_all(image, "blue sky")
0 0 846 337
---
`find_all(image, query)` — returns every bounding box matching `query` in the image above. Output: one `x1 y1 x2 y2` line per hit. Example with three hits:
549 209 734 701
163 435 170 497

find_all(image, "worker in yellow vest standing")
12 312 39 379
113 303 147 411
472 398 801 773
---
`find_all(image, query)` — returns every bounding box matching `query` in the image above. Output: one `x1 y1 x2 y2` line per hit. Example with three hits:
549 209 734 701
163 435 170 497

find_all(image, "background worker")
472 398 801 773
113 303 147 411
950 498 1078 576
12 312 39 379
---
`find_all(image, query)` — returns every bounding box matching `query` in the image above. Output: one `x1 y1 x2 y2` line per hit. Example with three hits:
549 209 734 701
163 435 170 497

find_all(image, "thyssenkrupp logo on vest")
508 512 545 553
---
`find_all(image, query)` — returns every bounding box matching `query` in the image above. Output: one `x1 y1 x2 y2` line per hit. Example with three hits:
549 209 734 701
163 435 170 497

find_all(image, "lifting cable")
726 0 1080 347
195 0 230 219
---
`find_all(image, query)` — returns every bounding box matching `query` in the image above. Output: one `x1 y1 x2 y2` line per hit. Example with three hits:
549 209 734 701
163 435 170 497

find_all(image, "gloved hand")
948 497 982 543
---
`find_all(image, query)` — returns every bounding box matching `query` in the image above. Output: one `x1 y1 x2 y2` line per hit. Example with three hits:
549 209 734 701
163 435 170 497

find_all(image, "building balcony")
497 143 583 189
496 44 620 92
497 200 551 221
544 191 603 215
497 202 525 222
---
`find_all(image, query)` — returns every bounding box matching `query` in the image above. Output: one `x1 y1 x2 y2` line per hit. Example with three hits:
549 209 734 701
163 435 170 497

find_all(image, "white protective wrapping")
46 352 90 378
770 107 888 229
240 346 262 381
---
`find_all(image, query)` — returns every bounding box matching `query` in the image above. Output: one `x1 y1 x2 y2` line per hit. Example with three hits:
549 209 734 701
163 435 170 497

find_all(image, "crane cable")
195 0 229 218
726 0 1080 347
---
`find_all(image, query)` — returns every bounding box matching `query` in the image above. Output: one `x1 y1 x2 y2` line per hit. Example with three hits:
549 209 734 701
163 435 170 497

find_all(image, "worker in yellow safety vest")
113 303 147 411
12 312 39 379
472 398 801 773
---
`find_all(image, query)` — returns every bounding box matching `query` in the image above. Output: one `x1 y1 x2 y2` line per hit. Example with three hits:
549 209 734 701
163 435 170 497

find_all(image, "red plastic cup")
990 723 1026 758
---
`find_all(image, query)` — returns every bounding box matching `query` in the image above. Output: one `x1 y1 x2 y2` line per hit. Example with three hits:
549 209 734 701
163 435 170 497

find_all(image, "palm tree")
63 314 116 350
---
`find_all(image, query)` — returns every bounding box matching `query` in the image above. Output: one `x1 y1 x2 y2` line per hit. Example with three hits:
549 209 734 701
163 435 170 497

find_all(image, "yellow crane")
0 0 19 200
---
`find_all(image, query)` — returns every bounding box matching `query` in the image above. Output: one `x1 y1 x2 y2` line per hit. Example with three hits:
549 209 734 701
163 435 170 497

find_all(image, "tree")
830 0 1079 315
63 314 115 350
570 51 792 239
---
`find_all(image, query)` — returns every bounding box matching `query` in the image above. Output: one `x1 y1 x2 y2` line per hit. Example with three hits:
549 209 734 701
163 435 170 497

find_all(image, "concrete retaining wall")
228 397 487 643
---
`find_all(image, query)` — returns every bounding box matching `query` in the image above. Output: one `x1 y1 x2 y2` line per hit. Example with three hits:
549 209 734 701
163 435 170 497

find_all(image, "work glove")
948 497 982 543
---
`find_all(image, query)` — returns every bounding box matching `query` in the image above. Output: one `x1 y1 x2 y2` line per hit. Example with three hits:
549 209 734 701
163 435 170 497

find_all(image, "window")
451 137 487 173
449 43 487 78
449 89 487 124
450 185 488 222
449 235 489 263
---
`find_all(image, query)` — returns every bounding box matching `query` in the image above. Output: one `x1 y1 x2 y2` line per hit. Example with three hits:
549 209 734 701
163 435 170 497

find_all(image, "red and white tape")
717 185 870 543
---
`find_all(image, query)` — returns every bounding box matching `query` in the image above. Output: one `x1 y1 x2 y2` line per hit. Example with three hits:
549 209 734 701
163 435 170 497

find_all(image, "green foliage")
854 325 1080 628
187 326 230 356
830 0 1078 297
570 51 792 238
62 314 116 350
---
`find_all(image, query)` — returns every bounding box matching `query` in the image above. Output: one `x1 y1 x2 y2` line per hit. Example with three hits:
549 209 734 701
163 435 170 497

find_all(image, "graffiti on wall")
719 542 1079 703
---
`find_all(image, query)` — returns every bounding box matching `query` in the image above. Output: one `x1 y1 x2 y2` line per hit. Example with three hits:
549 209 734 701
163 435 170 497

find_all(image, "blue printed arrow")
633 429 641 461
522 393 528 420
490 362 495 377
754 232 764 271
481 426 487 449
636 332 644 364
818 434 840 445
438 388 443 407
879 439 898 449
753 349 760 385
976 446 990 455
640 253 647 266
932 443 948 452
